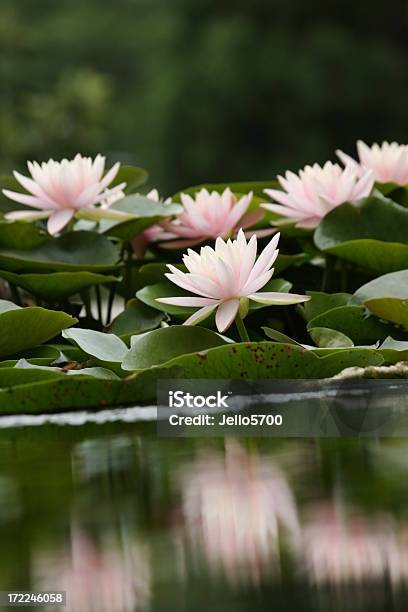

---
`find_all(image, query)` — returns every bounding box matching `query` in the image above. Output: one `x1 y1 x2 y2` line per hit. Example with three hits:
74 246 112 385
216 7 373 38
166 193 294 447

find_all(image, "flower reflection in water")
34 528 150 612
178 441 300 585
302 502 400 586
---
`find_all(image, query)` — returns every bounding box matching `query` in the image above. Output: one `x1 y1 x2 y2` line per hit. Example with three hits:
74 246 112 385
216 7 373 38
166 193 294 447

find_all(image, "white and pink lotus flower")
158 188 257 248
2 154 126 235
337 140 408 186
132 187 269 254
4 141 404 240
158 229 309 333
262 161 374 229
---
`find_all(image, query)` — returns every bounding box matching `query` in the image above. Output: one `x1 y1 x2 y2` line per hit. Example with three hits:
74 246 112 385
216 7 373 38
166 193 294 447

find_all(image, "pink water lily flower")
3 154 126 235
337 140 408 185
158 229 309 332
160 187 258 249
262 161 374 229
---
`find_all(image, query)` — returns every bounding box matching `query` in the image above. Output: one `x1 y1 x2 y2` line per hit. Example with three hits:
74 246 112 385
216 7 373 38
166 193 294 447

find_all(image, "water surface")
0 418 407 611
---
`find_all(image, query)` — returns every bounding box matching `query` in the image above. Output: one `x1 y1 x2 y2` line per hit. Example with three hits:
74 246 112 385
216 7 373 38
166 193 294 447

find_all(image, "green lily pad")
262 327 304 346
136 278 292 317
353 270 408 303
62 328 128 363
307 305 397 344
0 270 119 301
0 220 47 248
314 197 408 274
315 196 408 246
351 270 408 330
0 357 57 368
0 230 120 272
109 299 164 340
364 298 408 330
376 338 408 364
274 253 308 274
15 360 121 380
148 342 383 379
134 263 186 293
110 165 148 193
303 291 351 322
136 281 195 316
0 305 76 358
316 239 408 275
0 364 181 413
122 325 228 371
309 327 354 348
0 341 384 412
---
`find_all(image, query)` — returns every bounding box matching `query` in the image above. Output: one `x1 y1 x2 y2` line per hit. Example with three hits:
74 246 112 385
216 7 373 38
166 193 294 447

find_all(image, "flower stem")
95 285 103 325
105 282 116 326
321 253 336 292
235 312 250 342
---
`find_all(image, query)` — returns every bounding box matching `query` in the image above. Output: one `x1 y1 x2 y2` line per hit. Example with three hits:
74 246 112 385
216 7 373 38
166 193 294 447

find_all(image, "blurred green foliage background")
1 0 408 193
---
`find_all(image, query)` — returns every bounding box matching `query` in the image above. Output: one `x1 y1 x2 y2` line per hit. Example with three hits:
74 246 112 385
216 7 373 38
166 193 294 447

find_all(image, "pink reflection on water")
178 441 300 585
302 502 400 586
34 528 150 612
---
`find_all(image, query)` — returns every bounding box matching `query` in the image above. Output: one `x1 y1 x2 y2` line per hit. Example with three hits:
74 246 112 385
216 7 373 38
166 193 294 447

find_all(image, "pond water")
1 415 408 611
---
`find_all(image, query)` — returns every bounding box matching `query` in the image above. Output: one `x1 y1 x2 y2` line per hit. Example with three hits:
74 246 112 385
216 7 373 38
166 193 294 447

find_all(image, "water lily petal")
5 210 50 222
184 304 218 326
215 299 240 332
157 297 218 307
47 209 75 235
249 292 310 305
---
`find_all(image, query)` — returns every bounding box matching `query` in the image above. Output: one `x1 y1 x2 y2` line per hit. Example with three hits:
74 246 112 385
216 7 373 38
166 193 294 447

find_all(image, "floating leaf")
0 364 181 413
351 270 408 330
262 327 303 346
110 165 148 193
109 299 164 340
314 197 408 274
0 270 119 301
150 342 383 379
307 305 397 344
0 306 76 358
376 338 408 365
309 327 354 348
14 360 120 380
274 253 308 274
353 270 408 303
364 298 408 330
122 325 228 371
303 291 351 322
136 281 195 316
0 231 119 272
62 328 128 363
